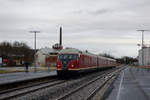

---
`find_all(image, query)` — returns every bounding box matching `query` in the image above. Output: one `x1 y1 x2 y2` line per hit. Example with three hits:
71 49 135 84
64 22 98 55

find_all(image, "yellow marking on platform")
0 66 57 74
0 70 23 74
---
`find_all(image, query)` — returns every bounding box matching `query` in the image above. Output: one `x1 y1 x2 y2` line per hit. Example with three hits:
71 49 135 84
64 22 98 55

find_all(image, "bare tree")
0 41 33 66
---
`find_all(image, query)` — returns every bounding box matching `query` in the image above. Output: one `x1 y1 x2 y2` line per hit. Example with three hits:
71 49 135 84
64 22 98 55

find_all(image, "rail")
56 67 124 100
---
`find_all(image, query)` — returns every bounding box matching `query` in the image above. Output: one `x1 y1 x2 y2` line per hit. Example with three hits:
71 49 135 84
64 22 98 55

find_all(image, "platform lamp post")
30 30 40 72
137 30 148 66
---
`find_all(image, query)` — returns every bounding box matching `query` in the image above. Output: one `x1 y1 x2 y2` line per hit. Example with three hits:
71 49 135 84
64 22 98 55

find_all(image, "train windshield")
58 54 78 60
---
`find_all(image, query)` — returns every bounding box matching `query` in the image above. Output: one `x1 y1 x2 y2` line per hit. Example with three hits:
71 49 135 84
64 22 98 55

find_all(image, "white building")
138 47 150 66
35 47 59 67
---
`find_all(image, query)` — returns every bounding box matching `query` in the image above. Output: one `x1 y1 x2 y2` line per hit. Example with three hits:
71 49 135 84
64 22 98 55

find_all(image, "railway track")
0 69 108 100
0 75 57 91
0 78 67 100
56 67 123 100
0 67 123 100
86 69 121 100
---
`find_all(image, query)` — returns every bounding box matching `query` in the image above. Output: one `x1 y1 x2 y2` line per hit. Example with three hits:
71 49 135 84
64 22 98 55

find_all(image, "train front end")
57 53 79 76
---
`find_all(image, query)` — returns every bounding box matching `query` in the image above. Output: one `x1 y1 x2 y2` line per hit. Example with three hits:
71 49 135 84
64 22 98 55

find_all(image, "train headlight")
57 64 60 68
71 64 74 67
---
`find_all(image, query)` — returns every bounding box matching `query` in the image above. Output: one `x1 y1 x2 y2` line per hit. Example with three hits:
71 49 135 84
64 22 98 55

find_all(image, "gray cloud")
73 9 111 15
0 0 150 57
88 9 111 15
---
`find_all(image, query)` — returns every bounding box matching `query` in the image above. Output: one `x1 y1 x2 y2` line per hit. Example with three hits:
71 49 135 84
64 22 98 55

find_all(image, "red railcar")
57 48 116 76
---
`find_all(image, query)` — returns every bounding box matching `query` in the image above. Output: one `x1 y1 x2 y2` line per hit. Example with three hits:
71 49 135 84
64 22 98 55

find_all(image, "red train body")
56 48 116 76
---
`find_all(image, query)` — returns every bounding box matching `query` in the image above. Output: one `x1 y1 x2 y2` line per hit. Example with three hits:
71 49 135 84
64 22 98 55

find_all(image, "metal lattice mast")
137 30 148 66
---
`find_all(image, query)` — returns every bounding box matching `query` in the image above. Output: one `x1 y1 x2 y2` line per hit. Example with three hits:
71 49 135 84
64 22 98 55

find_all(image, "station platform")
0 70 57 85
106 66 150 100
0 66 56 73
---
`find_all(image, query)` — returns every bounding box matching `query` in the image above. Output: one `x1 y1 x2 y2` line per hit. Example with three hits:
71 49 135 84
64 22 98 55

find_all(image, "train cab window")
68 55 73 59
64 55 68 59
73 55 78 59
58 54 78 60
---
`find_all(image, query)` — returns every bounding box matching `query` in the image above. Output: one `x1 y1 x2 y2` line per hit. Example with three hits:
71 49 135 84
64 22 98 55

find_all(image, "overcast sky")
0 0 150 58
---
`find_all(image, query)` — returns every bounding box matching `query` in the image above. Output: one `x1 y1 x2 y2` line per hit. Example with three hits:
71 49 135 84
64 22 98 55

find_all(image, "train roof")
59 48 81 54
59 47 116 61
59 47 97 57
98 56 116 61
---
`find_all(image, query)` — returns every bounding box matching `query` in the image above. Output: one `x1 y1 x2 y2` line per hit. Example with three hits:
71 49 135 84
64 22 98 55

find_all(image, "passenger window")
69 55 72 59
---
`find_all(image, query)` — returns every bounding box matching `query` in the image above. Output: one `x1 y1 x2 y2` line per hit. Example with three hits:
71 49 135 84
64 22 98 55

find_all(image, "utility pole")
137 30 148 66
30 30 40 72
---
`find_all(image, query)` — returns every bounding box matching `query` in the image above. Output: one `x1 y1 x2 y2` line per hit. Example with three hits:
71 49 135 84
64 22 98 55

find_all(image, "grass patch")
0 70 12 74
0 70 23 74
